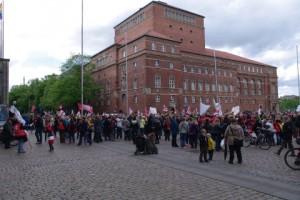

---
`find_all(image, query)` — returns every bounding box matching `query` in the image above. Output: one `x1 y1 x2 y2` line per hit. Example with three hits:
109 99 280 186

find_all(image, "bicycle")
243 127 272 150
284 147 300 170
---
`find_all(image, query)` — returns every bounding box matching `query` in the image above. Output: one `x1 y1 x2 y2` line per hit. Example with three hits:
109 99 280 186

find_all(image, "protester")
35 113 43 144
207 133 215 160
12 119 27 153
199 129 209 162
2 118 13 149
178 117 189 148
275 116 295 156
224 117 245 164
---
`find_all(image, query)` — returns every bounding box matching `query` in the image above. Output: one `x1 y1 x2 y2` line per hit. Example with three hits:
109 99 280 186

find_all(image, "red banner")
77 103 93 113
31 105 35 113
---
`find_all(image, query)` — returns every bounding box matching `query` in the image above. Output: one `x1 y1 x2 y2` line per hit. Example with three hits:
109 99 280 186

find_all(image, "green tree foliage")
9 54 101 113
279 98 299 111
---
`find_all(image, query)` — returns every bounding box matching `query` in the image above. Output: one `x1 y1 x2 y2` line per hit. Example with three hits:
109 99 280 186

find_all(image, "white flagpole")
214 49 218 102
80 0 84 116
297 45 300 105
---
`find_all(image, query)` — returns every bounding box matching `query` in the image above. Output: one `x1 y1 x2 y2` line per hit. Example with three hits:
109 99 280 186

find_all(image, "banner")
213 99 223 116
200 102 210 115
10 105 25 125
163 105 168 112
186 106 192 115
297 105 300 112
77 103 93 113
150 107 157 114
231 106 240 116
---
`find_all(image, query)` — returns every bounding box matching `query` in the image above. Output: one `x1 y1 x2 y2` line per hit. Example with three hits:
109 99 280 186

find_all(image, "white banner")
200 102 210 115
150 107 157 114
296 105 300 112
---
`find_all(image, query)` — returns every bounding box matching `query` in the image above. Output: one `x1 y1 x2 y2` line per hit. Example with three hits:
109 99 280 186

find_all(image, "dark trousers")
77 132 91 145
35 128 43 143
277 139 294 155
155 131 160 143
229 145 242 163
199 146 208 161
172 134 178 147
208 150 214 160
3 136 10 149
164 130 170 141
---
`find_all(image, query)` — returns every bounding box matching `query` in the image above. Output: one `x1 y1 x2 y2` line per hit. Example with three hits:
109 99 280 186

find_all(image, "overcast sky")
3 0 300 97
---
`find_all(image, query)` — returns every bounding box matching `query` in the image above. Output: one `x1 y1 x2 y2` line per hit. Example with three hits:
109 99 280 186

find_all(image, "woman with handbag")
224 117 245 164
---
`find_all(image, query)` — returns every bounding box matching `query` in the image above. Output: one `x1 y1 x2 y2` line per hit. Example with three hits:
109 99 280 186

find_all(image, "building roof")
205 48 270 66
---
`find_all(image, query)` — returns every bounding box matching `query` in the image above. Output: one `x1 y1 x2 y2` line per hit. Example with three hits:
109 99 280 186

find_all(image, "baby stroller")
134 133 158 155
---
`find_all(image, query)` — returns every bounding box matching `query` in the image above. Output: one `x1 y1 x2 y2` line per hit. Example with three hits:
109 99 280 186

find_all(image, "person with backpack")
179 117 189 148
275 116 295 156
162 116 171 141
68 117 77 143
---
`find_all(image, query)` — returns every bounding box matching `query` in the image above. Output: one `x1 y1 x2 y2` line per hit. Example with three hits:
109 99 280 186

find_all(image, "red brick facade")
88 1 278 114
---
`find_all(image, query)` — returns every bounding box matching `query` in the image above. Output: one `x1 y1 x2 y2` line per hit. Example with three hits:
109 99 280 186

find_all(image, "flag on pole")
31 105 36 113
129 107 133 115
181 109 186 115
145 107 150 116
193 107 198 114
213 99 223 116
163 105 168 112
200 102 210 115
231 106 240 116
186 106 192 115
257 107 262 115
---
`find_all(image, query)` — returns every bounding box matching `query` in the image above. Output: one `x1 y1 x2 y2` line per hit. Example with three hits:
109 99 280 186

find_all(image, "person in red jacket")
12 119 27 153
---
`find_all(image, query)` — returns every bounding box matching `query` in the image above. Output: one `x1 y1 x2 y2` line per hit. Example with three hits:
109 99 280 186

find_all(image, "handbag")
230 126 243 147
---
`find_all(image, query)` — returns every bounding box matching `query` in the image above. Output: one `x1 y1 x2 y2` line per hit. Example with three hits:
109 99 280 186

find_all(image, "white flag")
213 99 223 116
231 106 240 116
200 102 210 115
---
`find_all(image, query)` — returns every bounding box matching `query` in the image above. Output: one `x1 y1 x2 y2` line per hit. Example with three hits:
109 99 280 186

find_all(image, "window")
217 70 221 76
198 80 203 91
192 96 196 104
219 97 222 103
252 99 256 104
199 96 202 102
243 78 248 95
191 67 195 73
229 72 232 77
205 96 209 104
151 42 156 50
230 97 234 104
224 71 227 77
250 80 255 95
106 80 110 93
237 78 241 94
133 62 137 69
184 96 188 104
198 67 202 74
133 45 137 53
122 51 126 58
107 99 110 105
218 83 222 92
212 83 216 92
211 69 215 75
162 44 166 52
170 46 175 54
230 83 234 93
170 95 175 103
205 81 210 91
183 65 187 72
183 80 188 90
156 95 160 103
169 76 175 88
133 77 138 89
205 68 208 75
225 97 228 103
134 95 138 103
122 94 126 101
257 80 262 95
169 62 174 69
191 80 196 90
155 74 161 88
224 83 228 92
155 60 160 67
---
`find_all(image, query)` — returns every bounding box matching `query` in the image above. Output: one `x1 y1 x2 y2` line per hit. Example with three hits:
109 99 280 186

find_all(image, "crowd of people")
1 109 299 164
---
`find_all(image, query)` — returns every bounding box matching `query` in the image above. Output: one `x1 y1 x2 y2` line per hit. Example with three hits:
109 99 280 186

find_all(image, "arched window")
250 79 255 95
243 78 248 95
106 80 110 93
237 78 240 94
257 80 262 95
155 74 161 88
169 76 175 88
133 76 138 89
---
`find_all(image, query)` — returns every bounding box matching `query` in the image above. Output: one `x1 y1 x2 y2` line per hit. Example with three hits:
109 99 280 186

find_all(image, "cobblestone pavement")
0 133 299 200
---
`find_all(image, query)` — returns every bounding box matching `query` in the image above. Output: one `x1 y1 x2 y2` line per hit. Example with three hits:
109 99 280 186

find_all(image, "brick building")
88 1 278 114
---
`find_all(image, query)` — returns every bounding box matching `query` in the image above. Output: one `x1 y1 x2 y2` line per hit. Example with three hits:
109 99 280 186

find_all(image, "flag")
150 107 157 114
163 105 168 112
258 107 262 115
231 106 240 116
78 103 93 113
173 105 177 114
76 111 81 117
186 106 192 115
145 107 150 116
58 104 62 110
31 105 36 113
200 102 210 115
181 109 186 115
138 110 140 116
9 105 26 125
129 107 133 115
213 99 223 116
193 108 198 114
0 3 2 20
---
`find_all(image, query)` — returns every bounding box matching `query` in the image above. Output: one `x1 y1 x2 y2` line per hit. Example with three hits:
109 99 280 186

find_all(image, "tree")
279 98 299 111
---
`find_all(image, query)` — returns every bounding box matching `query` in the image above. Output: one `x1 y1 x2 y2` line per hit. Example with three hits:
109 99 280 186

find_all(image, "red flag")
31 105 35 113
186 106 192 115
138 110 140 116
163 105 168 112
145 107 150 116
78 103 93 113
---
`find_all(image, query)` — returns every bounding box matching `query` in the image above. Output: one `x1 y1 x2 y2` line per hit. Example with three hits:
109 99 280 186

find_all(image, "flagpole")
214 49 218 101
125 32 128 115
0 0 4 58
80 0 84 116
297 45 300 105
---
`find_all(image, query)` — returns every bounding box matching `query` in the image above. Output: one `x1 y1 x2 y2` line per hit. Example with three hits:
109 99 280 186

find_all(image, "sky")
2 0 300 97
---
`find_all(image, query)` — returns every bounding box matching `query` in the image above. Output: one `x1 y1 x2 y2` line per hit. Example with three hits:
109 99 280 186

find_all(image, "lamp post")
297 45 300 105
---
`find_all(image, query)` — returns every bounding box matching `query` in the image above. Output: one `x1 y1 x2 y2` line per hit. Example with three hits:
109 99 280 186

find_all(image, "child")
206 133 215 160
199 129 209 163
48 132 55 151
